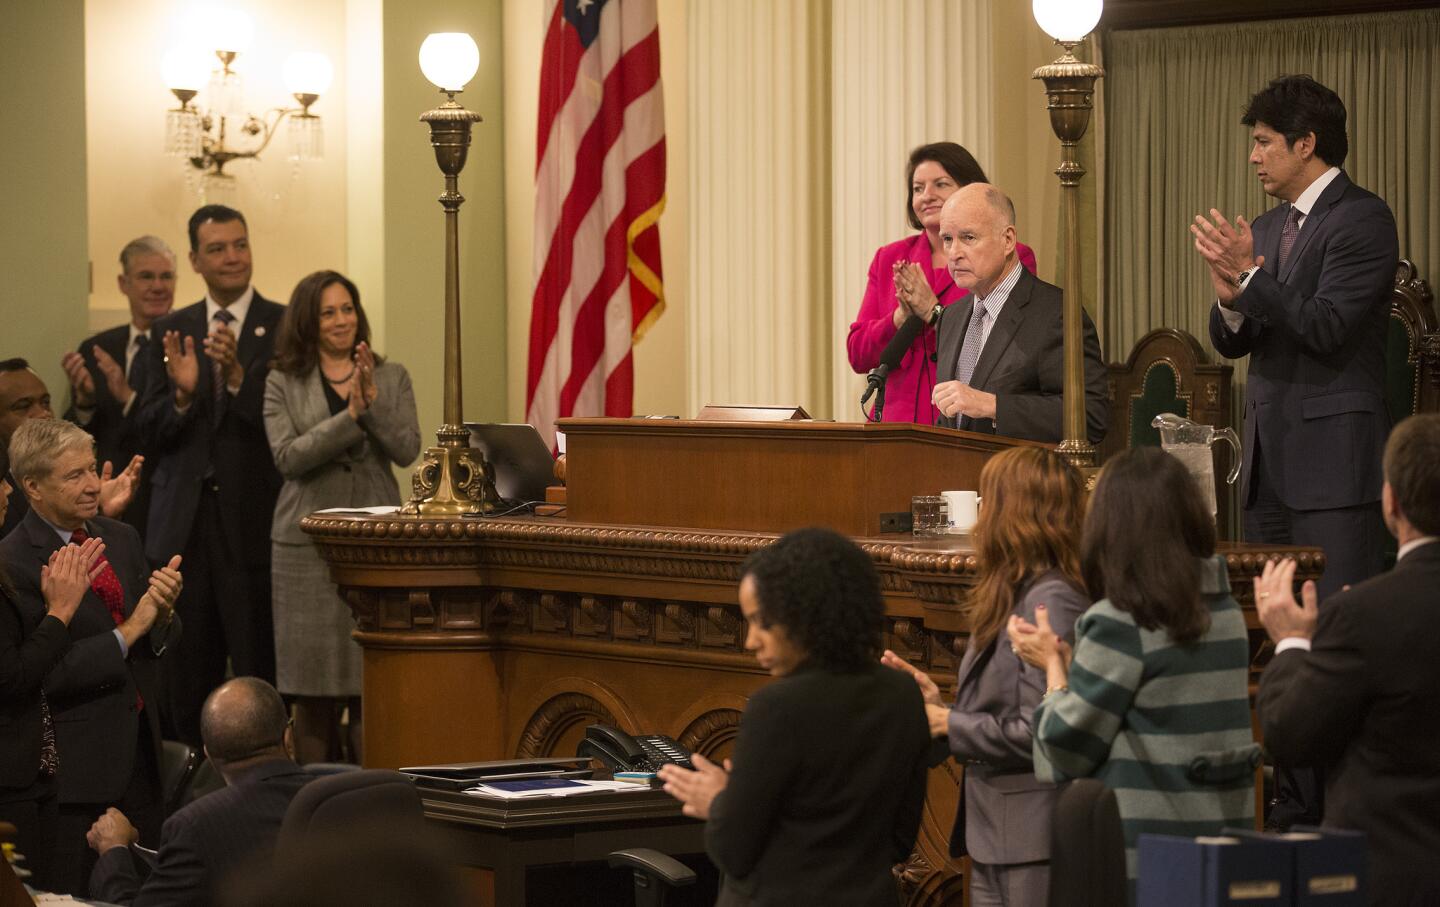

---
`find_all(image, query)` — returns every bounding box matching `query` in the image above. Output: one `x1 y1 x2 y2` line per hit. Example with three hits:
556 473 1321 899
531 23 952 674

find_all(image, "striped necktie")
211 308 236 415
955 298 988 387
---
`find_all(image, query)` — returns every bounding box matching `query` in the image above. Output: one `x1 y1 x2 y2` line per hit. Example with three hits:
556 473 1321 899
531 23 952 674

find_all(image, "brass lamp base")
402 425 499 516
1056 438 1098 471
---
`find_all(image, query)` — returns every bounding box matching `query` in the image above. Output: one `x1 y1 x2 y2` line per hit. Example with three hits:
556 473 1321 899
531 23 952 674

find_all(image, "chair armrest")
607 848 697 887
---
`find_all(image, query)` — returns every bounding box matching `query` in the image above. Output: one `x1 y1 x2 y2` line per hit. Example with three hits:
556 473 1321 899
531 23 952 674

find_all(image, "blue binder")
1288 826 1366 906
1136 833 1291 906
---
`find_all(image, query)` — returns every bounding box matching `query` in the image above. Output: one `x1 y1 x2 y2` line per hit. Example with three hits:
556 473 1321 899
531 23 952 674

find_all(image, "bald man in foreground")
86 677 313 906
930 184 1107 443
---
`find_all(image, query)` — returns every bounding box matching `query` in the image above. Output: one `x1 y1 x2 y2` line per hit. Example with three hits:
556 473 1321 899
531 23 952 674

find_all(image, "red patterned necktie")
70 528 143 710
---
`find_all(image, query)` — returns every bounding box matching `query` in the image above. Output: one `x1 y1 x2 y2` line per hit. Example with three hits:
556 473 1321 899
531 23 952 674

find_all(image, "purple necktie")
1276 205 1302 273
212 308 236 414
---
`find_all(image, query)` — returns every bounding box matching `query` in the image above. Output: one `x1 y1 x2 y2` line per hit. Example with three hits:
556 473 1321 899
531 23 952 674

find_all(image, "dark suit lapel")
234 293 269 370
1258 206 1284 278
1279 171 1350 285
967 266 1032 390
936 298 971 384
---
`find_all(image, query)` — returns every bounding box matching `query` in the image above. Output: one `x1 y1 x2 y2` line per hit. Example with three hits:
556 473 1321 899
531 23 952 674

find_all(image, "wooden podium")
303 419 1321 906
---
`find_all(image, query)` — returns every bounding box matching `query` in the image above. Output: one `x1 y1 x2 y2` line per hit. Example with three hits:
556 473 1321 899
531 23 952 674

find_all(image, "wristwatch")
1230 265 1259 289
928 304 944 325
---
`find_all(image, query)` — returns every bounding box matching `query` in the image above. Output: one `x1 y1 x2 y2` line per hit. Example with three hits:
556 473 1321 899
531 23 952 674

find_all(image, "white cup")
942 490 979 533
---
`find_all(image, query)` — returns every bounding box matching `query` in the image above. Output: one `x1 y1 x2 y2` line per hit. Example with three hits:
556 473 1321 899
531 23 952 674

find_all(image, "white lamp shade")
283 52 334 96
162 47 213 91
1032 0 1103 42
208 7 256 55
419 32 480 92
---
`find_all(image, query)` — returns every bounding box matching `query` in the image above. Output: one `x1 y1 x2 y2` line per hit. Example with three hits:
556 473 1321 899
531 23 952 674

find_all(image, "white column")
686 0 830 417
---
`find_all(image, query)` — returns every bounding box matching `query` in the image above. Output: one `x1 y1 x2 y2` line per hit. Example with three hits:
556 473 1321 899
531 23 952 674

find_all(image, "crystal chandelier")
161 7 332 192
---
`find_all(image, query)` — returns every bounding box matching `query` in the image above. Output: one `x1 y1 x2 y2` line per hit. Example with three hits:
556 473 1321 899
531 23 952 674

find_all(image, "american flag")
526 0 666 450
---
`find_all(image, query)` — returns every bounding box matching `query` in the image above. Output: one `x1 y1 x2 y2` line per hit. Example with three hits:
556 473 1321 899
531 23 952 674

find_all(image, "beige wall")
2 1 90 401
84 0 351 330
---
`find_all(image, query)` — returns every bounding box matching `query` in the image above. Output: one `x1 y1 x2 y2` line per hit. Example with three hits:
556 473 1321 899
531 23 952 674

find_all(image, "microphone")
861 315 926 406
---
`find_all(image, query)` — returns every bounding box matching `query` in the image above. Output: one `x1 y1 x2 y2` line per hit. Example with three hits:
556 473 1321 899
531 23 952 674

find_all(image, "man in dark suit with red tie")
0 418 183 896
136 205 284 749
61 236 178 540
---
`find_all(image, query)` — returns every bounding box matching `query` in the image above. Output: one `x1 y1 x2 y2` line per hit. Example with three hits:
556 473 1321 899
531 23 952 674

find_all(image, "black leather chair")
1048 778 1127 907
277 769 424 852
607 848 697 907
159 739 201 815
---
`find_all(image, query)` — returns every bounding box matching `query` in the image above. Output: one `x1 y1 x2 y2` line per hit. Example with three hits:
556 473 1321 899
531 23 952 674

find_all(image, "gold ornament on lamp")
1031 0 1105 469
401 32 500 517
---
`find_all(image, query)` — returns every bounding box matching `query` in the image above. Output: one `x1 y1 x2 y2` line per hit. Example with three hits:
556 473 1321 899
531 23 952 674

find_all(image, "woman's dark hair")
1242 75 1348 168
273 270 376 375
1082 447 1217 643
740 527 884 672
905 142 989 230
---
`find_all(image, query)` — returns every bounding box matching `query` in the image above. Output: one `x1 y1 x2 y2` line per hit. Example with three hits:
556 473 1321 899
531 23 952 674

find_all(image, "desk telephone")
578 724 695 772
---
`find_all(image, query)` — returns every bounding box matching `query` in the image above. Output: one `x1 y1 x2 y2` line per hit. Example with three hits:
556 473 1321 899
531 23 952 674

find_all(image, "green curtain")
1102 9 1440 404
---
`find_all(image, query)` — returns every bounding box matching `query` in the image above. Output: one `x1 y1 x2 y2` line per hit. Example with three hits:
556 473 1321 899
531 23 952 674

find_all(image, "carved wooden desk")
303 513 1321 907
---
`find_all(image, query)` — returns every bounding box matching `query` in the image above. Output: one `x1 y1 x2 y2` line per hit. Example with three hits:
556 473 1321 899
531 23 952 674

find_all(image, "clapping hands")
40 537 107 624
347 342 378 419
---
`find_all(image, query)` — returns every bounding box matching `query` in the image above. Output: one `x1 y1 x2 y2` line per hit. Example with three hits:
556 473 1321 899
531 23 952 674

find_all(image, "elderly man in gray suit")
263 270 420 764
930 183 1107 444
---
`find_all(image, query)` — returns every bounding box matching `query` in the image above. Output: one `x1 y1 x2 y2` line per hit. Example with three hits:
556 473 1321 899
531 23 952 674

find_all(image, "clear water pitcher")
1151 413 1241 518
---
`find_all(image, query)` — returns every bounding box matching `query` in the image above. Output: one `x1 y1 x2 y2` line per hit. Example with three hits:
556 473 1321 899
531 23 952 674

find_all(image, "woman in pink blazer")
847 143 1037 423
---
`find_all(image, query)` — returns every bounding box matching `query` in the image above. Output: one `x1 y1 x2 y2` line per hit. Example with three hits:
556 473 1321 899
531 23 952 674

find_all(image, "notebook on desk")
400 757 594 791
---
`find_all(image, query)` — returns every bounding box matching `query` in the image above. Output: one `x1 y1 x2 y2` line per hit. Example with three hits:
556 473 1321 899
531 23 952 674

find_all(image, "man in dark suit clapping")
61 236 178 540
1255 414 1440 905
136 205 284 748
0 418 183 895
1194 75 1397 599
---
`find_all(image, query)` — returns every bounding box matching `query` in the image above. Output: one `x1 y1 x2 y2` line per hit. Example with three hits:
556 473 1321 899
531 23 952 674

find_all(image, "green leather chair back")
1127 361 1188 449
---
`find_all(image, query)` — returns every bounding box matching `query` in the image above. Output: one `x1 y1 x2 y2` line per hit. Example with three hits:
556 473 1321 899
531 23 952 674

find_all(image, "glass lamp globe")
1032 0 1103 43
419 33 480 92
283 52 334 96
162 47 213 92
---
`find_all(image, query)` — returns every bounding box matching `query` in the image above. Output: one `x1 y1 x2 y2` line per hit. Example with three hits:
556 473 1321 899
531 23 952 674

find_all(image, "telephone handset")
578 724 695 773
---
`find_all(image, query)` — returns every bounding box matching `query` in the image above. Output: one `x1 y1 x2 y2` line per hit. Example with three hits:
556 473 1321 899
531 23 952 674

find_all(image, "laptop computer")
464 422 556 505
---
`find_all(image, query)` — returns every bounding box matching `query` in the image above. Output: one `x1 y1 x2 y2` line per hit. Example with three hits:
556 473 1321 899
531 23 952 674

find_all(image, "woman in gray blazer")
263 271 420 764
884 447 1089 905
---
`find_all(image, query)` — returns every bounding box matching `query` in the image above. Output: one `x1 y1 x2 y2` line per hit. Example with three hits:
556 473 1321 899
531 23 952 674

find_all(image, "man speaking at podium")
930 184 1107 443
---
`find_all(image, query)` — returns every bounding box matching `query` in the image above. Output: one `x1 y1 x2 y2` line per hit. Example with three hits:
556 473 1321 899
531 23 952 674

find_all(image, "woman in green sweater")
1008 447 1259 892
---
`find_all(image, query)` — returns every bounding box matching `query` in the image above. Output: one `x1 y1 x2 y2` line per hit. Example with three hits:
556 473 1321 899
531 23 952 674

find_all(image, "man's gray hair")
8 418 94 484
119 235 176 272
983 185 1017 228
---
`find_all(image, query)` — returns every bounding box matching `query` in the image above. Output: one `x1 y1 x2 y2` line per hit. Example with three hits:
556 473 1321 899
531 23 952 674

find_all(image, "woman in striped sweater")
1008 447 1259 893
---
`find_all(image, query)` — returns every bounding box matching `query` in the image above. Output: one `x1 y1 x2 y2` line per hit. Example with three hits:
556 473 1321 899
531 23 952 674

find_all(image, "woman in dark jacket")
0 477 101 890
660 528 931 906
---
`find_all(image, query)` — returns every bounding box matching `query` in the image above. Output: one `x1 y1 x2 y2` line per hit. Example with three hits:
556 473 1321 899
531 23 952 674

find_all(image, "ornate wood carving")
658 603 696 645
676 709 743 758
615 600 652 641
701 606 742 649
515 693 619 759
535 593 570 634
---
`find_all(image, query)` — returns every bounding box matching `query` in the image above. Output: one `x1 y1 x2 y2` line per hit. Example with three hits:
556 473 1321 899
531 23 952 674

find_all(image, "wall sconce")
161 7 332 191
1031 0 1104 469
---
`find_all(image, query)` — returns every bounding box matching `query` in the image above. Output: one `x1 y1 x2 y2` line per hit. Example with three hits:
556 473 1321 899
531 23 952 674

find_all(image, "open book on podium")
555 418 1043 536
